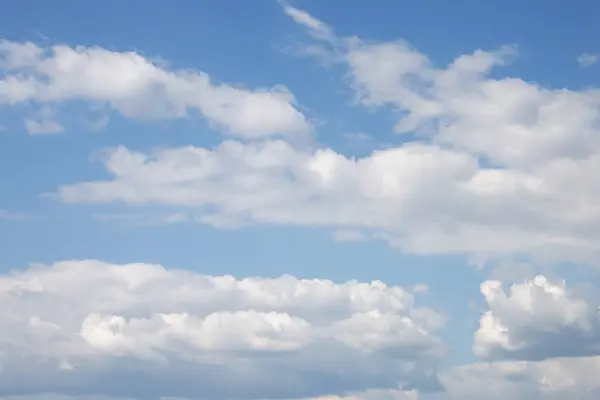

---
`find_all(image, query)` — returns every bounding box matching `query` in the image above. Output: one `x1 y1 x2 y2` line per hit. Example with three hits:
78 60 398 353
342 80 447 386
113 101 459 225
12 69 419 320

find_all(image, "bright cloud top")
7 261 600 400
5 260 600 400
56 135 600 259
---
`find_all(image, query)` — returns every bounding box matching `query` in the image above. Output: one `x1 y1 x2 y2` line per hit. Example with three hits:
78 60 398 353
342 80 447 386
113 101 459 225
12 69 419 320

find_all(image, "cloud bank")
0 260 443 399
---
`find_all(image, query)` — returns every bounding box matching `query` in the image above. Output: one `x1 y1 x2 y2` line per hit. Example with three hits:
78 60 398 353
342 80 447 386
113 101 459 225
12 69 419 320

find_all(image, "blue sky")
2 1 600 399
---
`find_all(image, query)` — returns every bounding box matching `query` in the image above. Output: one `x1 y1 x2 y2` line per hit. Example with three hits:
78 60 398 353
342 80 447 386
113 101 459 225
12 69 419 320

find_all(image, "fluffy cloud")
40 6 600 262
286 4 600 169
474 275 600 361
0 260 444 399
54 135 600 258
0 40 312 140
6 6 600 399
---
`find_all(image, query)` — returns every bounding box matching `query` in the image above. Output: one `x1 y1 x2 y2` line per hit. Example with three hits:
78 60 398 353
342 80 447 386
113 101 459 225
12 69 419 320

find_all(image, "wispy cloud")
577 52 599 68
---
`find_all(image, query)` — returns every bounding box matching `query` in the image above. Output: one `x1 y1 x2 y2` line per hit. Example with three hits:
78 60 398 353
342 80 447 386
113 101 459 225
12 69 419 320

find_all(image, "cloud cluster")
55 132 600 259
0 40 312 140
25 6 596 263
6 261 600 400
0 260 443 399
455 274 600 398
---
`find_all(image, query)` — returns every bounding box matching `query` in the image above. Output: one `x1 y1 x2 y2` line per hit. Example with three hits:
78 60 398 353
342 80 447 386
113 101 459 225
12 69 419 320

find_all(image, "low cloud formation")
0 260 444 399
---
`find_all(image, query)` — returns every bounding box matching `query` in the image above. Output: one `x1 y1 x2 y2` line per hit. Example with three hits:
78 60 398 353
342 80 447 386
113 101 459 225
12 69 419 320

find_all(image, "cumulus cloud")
34 6 600 263
285 5 600 169
0 260 444 399
53 136 600 258
6 7 600 399
0 40 313 141
474 275 600 361
280 1 333 41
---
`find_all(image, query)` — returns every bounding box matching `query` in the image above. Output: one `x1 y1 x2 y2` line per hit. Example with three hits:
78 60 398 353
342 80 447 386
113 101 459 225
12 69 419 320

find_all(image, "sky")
2 0 600 399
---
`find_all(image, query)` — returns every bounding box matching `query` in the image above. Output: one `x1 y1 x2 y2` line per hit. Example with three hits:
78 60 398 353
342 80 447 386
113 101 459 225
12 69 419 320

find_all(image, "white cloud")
5 262 600 399
284 5 600 170
52 137 600 259
41 7 600 262
577 53 599 68
23 104 64 134
280 1 333 41
474 275 600 361
0 260 444 399
0 39 313 141
5 5 600 400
